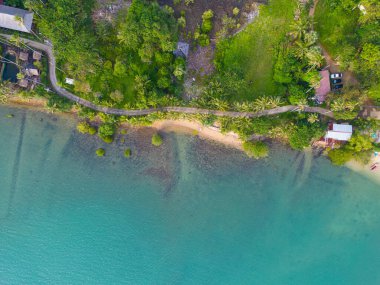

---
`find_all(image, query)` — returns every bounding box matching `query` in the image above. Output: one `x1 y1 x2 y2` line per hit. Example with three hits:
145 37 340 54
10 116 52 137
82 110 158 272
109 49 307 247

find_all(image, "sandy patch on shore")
152 119 243 150
346 155 380 185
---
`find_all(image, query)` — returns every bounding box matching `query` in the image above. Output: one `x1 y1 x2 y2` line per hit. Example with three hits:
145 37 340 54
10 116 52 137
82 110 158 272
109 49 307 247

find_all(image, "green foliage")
289 124 323 150
178 16 186 28
124 148 132 158
28 0 99 80
328 148 354 165
118 0 177 62
346 133 373 152
77 121 96 135
201 10 214 34
314 0 359 59
288 84 307 105
98 123 115 143
152 133 163 146
114 0 180 103
242 141 269 159
96 148 105 157
215 0 297 99
233 7 240 16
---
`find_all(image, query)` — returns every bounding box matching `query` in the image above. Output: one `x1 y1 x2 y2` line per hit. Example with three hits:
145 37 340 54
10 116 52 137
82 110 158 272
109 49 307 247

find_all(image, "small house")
65 78 75 85
174 42 189 58
25 68 39 76
19 51 28 61
0 5 33 33
33 51 41 61
325 123 353 142
315 70 331 103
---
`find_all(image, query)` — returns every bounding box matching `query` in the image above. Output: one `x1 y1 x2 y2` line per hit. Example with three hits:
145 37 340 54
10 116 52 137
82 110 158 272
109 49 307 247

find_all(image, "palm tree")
9 35 22 47
210 98 229 111
306 47 324 68
289 18 309 40
295 98 308 111
307 113 319 124
294 40 310 59
16 72 25 80
252 96 283 112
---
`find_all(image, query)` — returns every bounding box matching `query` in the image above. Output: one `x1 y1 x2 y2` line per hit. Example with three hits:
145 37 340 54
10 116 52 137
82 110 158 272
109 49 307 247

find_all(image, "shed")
26 68 39 76
325 124 353 141
19 51 28 61
33 51 41 60
315 70 331 103
18 78 28 88
0 5 33 33
65 78 75 85
174 42 189 58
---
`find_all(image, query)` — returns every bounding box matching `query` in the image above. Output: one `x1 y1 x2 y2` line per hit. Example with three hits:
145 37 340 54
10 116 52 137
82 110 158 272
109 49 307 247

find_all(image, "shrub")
198 34 210 46
102 136 114 143
242 141 269 159
88 126 96 135
152 133 163 146
178 16 186 28
233 7 240 16
328 148 353 166
77 121 96 135
124 148 132 158
98 123 116 142
96 148 105 157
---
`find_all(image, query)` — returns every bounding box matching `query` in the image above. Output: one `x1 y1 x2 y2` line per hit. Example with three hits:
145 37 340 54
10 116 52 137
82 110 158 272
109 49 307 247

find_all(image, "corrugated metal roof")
325 131 352 141
325 124 353 141
0 5 33 33
332 124 352 133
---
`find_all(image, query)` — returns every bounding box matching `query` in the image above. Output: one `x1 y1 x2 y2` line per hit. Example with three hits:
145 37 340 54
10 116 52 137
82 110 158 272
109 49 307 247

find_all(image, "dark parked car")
333 84 343 90
332 79 342 84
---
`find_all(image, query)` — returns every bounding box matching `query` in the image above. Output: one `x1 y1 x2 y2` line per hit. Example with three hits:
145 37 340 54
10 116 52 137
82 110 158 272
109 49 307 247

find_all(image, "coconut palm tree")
16 72 25 80
252 96 283 112
289 18 309 40
306 47 324 68
210 98 229 111
307 113 319 124
295 98 308 111
9 35 22 47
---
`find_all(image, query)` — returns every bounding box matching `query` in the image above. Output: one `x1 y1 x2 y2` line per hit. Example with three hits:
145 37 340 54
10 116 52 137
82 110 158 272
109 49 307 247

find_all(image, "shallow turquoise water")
1 106 380 284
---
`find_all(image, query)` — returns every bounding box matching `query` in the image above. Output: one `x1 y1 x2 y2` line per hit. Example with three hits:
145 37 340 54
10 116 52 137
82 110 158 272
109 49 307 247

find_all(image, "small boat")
370 163 378 171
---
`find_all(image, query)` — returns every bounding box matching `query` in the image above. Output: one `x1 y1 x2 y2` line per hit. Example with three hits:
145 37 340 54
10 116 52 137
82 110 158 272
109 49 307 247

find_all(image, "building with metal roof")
325 123 353 141
0 5 33 33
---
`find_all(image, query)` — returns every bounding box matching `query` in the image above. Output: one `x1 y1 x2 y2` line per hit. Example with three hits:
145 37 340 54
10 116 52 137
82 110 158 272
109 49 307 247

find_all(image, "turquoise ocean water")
0 106 380 284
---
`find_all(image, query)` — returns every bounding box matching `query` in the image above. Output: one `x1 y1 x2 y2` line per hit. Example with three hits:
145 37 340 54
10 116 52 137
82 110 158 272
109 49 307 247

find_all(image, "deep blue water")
2 54 19 83
0 106 380 284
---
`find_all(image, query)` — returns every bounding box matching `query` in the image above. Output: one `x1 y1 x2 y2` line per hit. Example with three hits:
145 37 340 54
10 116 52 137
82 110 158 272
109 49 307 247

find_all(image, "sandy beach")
152 119 243 149
346 155 380 185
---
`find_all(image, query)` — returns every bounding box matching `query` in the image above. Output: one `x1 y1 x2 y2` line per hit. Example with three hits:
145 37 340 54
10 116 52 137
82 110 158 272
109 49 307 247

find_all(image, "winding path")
0 34 335 119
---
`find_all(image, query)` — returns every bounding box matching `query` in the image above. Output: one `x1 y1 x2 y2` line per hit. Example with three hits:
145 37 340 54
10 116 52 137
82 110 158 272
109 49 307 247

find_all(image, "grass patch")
314 0 359 57
215 0 297 100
